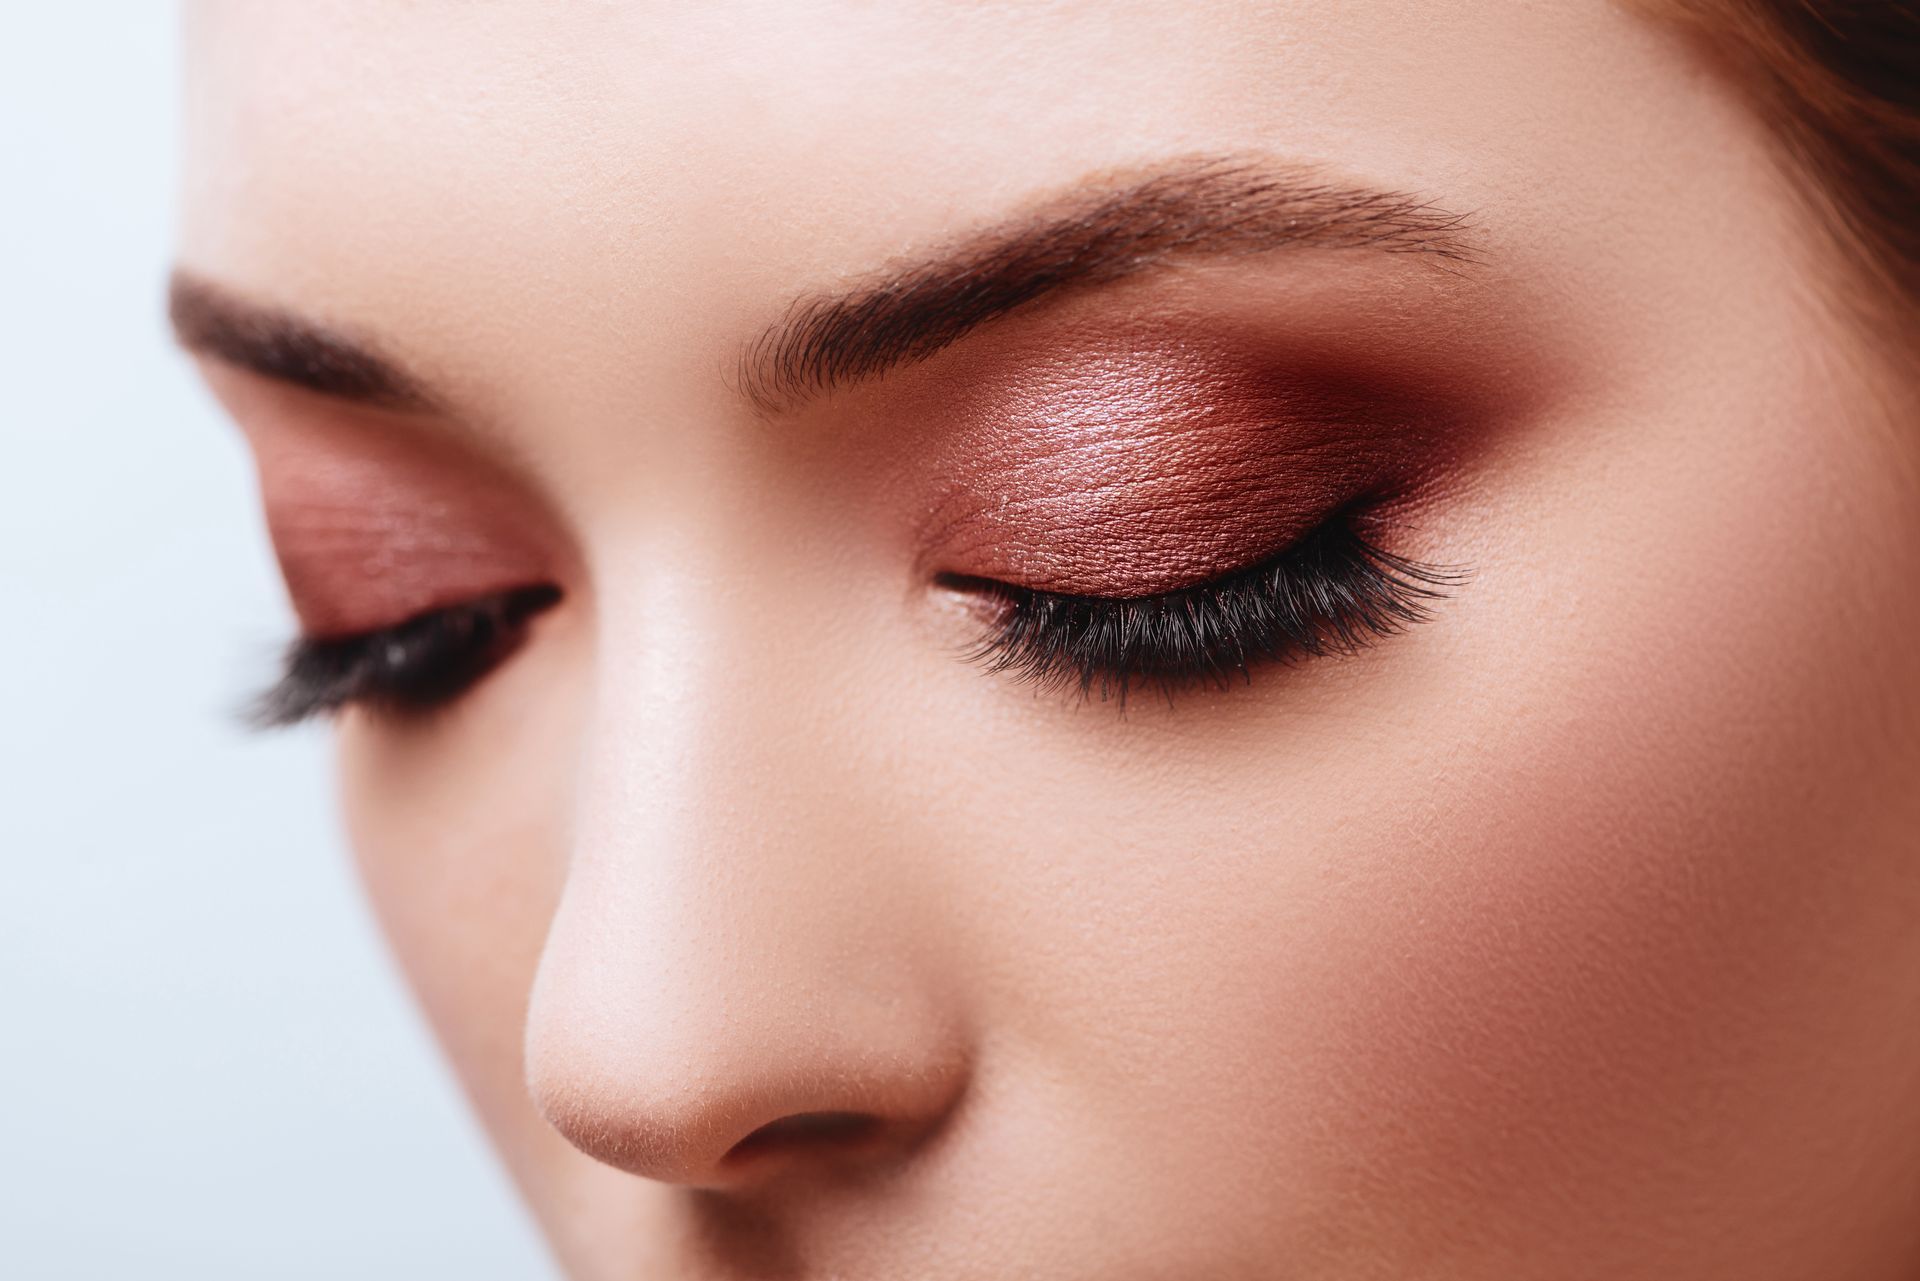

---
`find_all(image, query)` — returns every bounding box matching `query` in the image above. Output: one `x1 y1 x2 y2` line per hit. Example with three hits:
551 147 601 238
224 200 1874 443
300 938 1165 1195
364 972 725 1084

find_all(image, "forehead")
174 2 1696 409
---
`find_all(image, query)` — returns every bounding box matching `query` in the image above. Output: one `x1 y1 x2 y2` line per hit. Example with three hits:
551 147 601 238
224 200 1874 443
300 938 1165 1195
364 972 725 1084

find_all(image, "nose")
522 612 972 1190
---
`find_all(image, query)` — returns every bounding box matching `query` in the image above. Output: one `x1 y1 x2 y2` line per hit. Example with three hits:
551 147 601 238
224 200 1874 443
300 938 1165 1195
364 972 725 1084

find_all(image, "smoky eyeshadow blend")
908 309 1493 599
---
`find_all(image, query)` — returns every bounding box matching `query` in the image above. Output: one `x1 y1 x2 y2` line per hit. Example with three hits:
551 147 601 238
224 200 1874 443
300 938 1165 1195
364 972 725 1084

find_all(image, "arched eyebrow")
166 272 441 412
737 155 1480 413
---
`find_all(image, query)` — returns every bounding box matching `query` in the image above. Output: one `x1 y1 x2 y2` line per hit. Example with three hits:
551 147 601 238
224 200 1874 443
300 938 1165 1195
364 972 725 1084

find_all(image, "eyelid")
210 368 569 639
904 356 1471 600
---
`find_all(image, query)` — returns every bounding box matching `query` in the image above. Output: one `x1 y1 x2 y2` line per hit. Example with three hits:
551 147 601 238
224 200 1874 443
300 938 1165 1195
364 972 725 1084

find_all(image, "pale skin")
175 3 1920 1278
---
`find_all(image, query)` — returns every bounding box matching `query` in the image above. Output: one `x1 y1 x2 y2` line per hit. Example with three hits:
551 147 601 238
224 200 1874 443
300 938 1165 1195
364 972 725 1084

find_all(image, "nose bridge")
523 562 970 1187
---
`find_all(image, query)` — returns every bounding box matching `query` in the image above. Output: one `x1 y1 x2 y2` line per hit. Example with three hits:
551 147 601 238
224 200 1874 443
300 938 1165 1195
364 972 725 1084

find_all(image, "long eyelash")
246 584 561 730
949 516 1462 704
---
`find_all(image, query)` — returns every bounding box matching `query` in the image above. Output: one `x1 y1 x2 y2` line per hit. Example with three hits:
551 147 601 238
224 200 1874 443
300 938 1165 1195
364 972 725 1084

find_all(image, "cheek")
1232 648 1917 1275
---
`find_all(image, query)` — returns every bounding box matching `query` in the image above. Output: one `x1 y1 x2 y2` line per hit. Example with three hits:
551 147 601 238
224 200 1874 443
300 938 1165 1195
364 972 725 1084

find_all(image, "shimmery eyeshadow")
212 367 562 637
912 319 1476 597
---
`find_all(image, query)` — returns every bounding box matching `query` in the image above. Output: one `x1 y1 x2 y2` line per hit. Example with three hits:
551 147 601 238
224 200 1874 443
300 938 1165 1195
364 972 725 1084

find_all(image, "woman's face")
176 2 1920 1278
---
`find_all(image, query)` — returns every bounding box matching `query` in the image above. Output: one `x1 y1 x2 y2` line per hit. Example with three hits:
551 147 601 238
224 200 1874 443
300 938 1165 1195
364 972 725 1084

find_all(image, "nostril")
723 1110 885 1167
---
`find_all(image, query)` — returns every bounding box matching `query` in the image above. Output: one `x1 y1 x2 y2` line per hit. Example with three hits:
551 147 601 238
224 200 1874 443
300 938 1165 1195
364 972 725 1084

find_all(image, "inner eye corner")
930 568 1005 596
504 580 567 620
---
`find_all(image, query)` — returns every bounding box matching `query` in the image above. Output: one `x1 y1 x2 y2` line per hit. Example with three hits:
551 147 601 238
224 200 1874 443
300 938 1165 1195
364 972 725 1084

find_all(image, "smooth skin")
178 3 1920 1278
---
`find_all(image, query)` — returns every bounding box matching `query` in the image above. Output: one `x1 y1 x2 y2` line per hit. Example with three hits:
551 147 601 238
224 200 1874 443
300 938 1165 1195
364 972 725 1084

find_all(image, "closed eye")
938 510 1462 705
247 584 562 729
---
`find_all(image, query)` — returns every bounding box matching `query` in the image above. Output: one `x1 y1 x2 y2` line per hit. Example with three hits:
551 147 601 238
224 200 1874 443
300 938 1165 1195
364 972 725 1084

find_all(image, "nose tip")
525 992 971 1191
529 1045 968 1191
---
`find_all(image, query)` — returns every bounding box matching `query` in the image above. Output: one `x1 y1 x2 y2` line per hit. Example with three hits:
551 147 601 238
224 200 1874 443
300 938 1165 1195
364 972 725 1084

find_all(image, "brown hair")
1645 1 1920 322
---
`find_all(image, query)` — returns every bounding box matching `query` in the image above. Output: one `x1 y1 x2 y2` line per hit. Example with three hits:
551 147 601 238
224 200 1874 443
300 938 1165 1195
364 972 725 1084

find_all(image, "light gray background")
1 11 561 1278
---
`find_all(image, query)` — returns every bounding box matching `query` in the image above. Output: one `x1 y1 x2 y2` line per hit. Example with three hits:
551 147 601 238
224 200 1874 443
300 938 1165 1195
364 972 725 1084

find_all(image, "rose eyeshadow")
910 318 1477 597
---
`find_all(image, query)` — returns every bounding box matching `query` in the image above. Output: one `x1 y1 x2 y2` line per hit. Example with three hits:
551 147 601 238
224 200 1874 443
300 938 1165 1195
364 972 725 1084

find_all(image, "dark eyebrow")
739 155 1480 412
166 272 440 411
